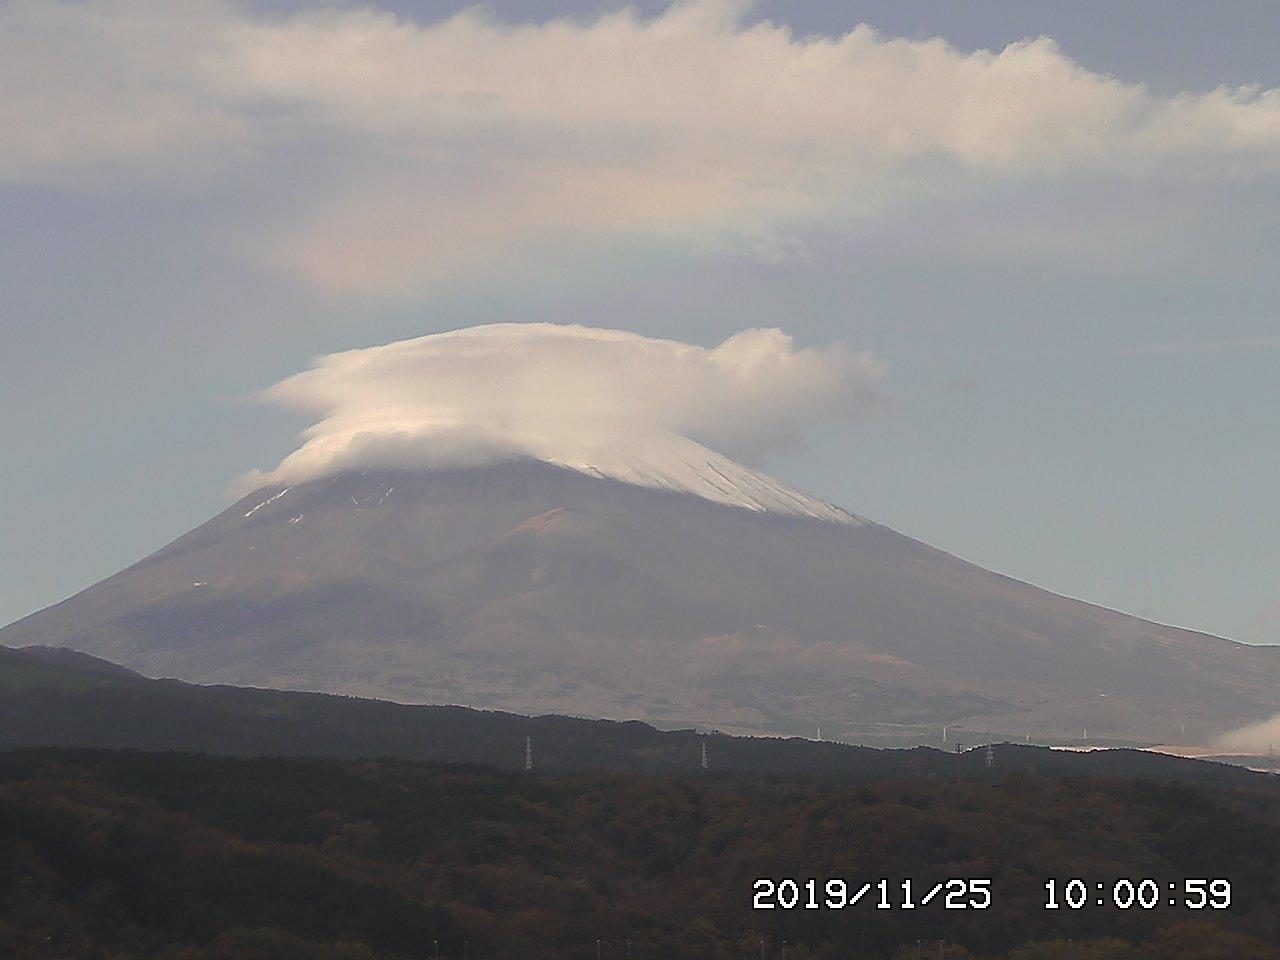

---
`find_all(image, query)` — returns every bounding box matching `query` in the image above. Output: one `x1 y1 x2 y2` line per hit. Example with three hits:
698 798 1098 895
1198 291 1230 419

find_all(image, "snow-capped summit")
542 433 863 525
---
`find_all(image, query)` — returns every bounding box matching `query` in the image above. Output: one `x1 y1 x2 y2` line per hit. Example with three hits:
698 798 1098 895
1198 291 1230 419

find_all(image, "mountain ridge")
1 641 1269 782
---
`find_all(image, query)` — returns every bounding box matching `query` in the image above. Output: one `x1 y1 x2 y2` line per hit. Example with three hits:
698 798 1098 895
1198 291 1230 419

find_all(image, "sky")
2 0 1277 644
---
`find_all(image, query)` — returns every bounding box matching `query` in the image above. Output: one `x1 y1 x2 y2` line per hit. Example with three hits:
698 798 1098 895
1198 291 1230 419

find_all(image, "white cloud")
4 0 1280 292
1214 712 1280 755
241 323 886 489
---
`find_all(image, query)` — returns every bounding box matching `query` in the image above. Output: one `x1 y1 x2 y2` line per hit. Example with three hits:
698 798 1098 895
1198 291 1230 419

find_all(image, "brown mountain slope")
3 460 1276 743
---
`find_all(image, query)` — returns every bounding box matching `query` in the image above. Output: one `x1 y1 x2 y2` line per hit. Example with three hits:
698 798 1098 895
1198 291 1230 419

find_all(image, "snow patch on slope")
244 486 291 517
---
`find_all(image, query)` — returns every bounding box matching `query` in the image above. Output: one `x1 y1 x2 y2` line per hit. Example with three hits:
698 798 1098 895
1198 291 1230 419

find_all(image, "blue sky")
2 0 1277 643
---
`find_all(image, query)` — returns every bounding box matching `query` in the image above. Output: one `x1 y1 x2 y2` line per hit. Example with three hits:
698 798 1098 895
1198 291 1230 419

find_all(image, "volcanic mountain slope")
3 459 1278 743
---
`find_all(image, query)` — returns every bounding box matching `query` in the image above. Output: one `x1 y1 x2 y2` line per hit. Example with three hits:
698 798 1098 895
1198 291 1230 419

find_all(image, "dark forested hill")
0 644 1264 785
5 648 1280 958
2 748 1279 960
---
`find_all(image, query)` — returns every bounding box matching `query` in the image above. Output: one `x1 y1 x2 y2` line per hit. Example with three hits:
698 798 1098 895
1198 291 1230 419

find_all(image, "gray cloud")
4 0 1279 296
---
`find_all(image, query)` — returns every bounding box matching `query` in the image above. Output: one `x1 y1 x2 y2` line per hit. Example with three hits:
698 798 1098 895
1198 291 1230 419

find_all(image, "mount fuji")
3 449 1277 745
